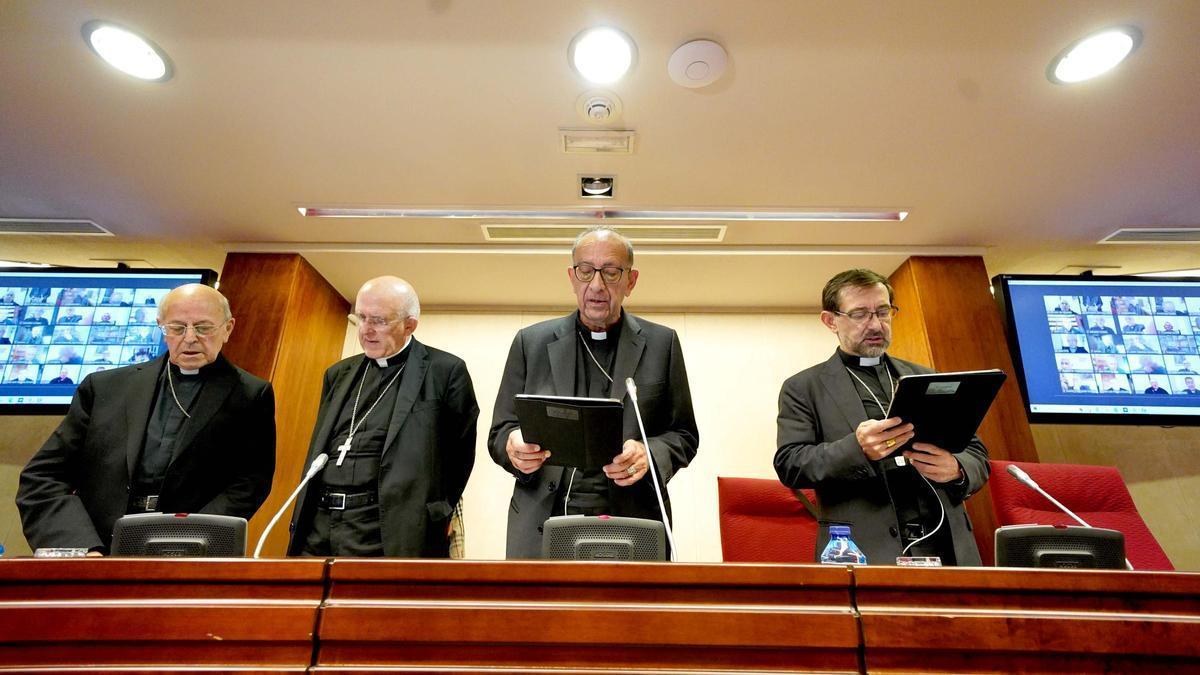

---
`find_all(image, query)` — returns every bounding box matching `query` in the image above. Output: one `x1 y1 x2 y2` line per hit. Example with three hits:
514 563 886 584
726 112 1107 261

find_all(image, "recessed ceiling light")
82 20 173 82
570 27 635 84
1047 26 1141 84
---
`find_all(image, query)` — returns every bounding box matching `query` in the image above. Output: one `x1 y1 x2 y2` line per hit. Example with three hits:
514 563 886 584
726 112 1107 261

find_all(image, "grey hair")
571 226 634 266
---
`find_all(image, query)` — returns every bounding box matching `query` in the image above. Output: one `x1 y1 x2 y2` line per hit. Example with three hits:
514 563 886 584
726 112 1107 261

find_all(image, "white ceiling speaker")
667 39 728 88
575 90 623 124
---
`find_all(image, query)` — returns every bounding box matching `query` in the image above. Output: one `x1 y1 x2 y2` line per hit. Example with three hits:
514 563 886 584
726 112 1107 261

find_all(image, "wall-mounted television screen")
993 274 1200 425
0 267 216 414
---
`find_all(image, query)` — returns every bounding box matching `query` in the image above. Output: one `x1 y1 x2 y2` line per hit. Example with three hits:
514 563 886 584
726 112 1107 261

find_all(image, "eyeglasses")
832 305 899 323
572 263 628 284
348 313 400 328
160 320 227 337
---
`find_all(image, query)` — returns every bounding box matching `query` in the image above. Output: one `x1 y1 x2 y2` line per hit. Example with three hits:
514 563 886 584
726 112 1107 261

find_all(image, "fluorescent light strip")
227 243 983 256
298 207 908 222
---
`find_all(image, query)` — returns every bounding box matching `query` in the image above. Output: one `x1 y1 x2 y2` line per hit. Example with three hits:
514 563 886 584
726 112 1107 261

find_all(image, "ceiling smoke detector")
575 90 623 125
668 39 728 88
579 175 615 199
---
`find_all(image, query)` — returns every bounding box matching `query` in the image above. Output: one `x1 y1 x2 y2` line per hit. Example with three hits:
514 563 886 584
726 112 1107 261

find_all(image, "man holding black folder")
775 269 989 566
489 227 699 559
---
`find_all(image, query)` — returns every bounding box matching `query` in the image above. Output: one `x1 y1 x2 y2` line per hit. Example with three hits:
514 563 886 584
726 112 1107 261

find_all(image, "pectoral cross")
335 437 352 466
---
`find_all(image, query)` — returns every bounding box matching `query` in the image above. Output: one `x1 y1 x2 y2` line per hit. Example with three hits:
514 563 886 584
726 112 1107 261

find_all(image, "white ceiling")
1 1 1198 309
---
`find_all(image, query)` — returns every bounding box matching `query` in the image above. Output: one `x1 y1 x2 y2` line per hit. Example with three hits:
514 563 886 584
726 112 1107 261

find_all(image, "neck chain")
845 362 897 416
166 365 192 419
336 360 406 466
577 331 614 384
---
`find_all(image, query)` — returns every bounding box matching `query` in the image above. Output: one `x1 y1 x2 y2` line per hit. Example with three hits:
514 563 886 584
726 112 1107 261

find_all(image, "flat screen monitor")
993 273 1200 425
0 267 216 414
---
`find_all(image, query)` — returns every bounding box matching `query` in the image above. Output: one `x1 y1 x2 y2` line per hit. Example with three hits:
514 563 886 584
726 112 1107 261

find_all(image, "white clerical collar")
179 368 199 376
372 336 412 367
858 356 882 367
590 330 608 340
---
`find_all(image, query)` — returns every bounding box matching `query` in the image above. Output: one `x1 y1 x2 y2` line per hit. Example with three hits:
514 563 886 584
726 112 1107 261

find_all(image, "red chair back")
989 460 1173 571
717 476 819 563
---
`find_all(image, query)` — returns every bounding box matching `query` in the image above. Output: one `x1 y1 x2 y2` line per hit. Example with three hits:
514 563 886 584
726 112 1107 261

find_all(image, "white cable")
563 467 576 516
625 378 677 562
901 472 946 556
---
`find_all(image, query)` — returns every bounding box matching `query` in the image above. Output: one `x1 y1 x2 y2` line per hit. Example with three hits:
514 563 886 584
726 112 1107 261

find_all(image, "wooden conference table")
0 557 1197 673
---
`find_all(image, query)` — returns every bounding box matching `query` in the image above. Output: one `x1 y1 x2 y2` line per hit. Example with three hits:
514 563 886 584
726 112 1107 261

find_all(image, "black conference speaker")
111 513 247 557
542 515 666 561
994 524 1125 570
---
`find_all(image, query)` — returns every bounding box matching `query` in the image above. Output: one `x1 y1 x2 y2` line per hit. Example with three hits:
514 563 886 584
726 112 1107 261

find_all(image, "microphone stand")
1006 464 1134 570
253 453 329 559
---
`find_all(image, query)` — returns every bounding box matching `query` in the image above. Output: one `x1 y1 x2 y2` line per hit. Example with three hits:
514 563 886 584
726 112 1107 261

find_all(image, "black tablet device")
885 369 1007 454
514 394 623 470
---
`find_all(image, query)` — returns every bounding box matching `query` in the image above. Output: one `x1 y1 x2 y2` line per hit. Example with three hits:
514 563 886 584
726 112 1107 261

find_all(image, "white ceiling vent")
0 218 112 235
1101 228 1200 244
483 224 725 243
559 128 636 154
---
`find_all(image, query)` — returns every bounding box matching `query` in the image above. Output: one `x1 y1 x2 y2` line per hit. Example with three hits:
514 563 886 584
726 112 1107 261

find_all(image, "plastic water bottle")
819 525 867 564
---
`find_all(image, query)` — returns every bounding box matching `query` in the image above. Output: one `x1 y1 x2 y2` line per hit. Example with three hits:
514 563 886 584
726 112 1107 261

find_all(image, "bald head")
356 276 421 320
158 284 232 322
354 276 421 359
157 284 235 369
572 226 633 266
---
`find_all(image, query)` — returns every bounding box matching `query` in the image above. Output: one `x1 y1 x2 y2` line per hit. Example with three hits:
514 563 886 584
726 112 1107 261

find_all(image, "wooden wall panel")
219 253 350 556
888 256 1040 565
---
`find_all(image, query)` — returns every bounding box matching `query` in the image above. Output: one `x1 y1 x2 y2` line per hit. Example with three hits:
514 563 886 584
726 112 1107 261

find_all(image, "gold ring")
627 465 637 475
885 439 896 448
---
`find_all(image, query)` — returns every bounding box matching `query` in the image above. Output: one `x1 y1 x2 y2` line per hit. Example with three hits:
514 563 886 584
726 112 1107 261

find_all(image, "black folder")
885 369 1006 454
514 394 623 470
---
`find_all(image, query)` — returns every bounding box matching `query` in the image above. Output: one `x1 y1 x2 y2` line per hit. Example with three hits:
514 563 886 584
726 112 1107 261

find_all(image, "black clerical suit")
287 338 478 557
17 354 276 552
488 311 699 559
775 350 988 566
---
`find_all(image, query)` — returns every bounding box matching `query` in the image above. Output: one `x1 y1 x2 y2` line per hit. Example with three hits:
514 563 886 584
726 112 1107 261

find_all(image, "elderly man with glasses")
488 226 699 559
18 283 275 555
287 276 478 558
775 269 989 566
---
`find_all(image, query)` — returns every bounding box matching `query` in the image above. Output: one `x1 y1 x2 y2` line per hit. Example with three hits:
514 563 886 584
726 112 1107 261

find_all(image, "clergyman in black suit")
489 226 700 558
17 284 275 554
288 276 478 558
775 269 989 566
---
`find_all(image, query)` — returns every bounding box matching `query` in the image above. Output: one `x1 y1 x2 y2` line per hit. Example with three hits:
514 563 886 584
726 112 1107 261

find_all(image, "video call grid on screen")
1006 279 1200 417
0 270 208 406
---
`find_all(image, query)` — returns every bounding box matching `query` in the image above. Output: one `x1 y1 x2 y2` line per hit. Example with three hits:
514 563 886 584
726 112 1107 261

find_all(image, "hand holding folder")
514 394 623 470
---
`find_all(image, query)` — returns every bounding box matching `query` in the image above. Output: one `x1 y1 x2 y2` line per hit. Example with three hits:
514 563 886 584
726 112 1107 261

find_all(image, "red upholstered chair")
989 460 1173 571
717 476 820 563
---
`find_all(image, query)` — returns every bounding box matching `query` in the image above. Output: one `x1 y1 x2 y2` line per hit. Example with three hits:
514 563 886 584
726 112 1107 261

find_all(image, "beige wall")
3 309 1197 569
344 310 839 561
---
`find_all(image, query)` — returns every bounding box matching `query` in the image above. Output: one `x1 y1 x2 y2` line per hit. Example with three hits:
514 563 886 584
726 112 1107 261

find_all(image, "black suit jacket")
775 351 988 566
17 354 275 551
488 312 699 558
287 339 478 557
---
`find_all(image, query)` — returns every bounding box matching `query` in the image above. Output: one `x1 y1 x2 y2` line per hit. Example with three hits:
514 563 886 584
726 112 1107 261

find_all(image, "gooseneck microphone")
625 377 678 562
253 453 329 559
1005 464 1134 570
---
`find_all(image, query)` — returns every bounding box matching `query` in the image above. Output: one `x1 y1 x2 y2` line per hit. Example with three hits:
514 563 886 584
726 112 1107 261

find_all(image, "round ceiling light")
668 39 728 89
570 27 635 84
82 20 173 82
1047 26 1141 85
